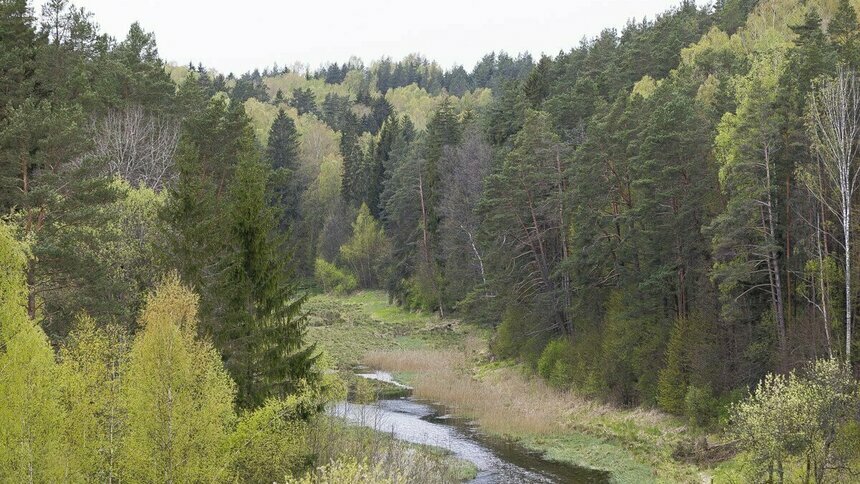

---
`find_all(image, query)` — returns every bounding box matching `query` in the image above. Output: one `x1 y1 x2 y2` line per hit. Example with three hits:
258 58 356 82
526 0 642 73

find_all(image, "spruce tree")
220 154 317 408
266 109 301 224
340 110 363 205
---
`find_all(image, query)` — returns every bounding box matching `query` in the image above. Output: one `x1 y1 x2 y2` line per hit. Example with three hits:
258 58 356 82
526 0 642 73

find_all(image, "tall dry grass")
363 345 673 438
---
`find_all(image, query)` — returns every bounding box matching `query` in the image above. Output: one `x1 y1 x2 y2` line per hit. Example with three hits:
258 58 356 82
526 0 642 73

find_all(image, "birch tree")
93 105 179 190
808 67 860 362
121 275 236 482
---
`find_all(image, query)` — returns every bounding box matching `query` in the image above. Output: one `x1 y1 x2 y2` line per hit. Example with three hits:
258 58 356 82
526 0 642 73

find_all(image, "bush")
730 359 859 483
537 339 574 389
230 397 312 482
315 258 357 294
287 458 402 484
490 305 529 359
684 385 719 429
657 318 689 415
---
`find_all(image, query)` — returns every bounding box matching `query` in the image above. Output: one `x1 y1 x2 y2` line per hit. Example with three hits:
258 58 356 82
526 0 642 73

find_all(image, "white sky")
64 0 696 75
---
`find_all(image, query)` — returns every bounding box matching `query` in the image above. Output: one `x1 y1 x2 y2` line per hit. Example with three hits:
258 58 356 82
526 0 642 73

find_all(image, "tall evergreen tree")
220 154 317 408
266 109 301 224
828 0 860 68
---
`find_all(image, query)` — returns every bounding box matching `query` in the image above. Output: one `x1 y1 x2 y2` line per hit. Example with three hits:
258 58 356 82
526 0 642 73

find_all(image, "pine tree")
708 57 788 364
480 110 571 334
828 0 860 68
0 0 38 123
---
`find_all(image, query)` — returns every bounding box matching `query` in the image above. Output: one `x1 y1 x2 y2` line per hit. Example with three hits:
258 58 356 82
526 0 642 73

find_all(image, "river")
330 371 610 483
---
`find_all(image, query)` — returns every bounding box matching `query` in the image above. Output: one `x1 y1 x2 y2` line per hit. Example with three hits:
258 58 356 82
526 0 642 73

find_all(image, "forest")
2 0 860 482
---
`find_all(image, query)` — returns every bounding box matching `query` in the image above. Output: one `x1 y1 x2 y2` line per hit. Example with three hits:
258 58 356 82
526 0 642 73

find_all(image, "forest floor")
306 291 738 483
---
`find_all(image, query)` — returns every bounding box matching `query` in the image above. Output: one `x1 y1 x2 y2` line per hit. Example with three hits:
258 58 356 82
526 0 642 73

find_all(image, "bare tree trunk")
816 211 834 358
764 145 788 360
461 225 486 285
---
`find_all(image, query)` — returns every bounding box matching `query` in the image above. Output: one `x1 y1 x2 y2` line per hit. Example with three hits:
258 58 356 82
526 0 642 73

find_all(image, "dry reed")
363 346 675 439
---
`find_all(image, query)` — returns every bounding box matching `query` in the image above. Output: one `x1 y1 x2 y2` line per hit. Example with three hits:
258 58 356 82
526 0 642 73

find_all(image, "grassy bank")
305 291 478 368
308 291 723 483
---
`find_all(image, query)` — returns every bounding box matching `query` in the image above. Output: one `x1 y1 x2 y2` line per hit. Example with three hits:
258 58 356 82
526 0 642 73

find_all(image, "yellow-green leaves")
340 203 390 288
59 315 130 482
0 222 66 482
731 359 859 482
121 274 236 482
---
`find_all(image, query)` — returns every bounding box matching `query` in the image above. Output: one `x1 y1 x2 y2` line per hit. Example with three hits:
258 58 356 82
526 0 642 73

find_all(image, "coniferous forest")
3 0 860 482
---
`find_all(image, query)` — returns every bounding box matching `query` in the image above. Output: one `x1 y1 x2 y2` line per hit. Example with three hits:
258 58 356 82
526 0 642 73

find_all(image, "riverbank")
307 291 729 483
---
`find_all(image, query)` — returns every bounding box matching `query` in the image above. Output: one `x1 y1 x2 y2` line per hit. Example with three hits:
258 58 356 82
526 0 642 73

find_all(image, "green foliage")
121 275 236 482
229 397 312 482
288 458 404 484
490 305 529 359
59 315 130 482
657 318 691 414
684 385 720 429
315 257 358 294
537 339 575 389
220 153 317 408
340 203 390 288
730 359 859 483
0 222 66 481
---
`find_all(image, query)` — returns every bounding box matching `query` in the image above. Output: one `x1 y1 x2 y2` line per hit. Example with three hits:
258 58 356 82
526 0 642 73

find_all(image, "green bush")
287 458 401 484
537 339 574 389
730 359 859 483
315 258 358 294
490 305 530 359
684 384 719 429
657 318 689 415
230 397 311 482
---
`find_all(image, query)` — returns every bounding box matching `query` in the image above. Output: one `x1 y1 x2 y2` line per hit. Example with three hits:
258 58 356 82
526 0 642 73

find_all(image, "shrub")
537 339 574 389
657 318 689 415
287 458 402 484
490 305 529 359
230 397 311 482
315 258 357 294
684 385 719 429
730 359 859 483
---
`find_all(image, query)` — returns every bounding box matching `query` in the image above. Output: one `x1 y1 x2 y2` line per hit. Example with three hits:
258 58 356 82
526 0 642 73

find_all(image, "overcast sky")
66 0 694 75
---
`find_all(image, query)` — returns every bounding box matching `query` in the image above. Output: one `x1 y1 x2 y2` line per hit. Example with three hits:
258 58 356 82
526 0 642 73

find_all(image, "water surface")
331 371 609 483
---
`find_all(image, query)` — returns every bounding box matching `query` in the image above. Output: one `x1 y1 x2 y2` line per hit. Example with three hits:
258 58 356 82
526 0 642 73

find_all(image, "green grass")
522 434 655 484
305 290 472 368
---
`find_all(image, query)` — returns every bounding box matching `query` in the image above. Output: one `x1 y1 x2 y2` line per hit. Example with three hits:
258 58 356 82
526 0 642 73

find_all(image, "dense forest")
2 0 860 482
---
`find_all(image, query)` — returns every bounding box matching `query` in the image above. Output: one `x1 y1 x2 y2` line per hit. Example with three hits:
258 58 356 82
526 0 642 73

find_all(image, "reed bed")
363 347 678 439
